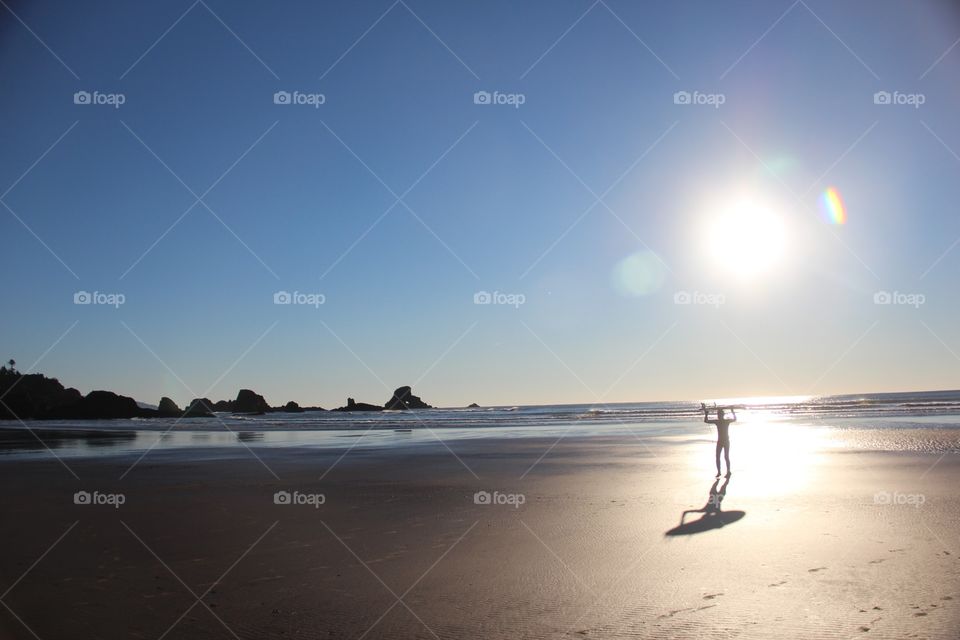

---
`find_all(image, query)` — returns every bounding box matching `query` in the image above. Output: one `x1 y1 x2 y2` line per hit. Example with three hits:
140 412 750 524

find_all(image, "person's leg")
715 442 722 477
723 441 731 476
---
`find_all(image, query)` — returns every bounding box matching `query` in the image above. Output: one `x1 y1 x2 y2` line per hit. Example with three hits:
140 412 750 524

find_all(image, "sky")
1 0 959 408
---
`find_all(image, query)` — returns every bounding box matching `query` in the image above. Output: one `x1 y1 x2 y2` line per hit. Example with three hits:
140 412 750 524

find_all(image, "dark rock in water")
68 390 142 419
0 369 147 419
347 397 382 411
384 386 431 410
333 397 382 412
467 403 480 408
0 368 167 419
234 389 270 414
0 365 324 420
157 397 181 417
282 401 304 413
60 388 84 410
183 398 215 418
0 369 82 419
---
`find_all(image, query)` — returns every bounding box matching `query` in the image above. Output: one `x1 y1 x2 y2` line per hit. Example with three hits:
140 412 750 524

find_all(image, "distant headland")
0 361 439 420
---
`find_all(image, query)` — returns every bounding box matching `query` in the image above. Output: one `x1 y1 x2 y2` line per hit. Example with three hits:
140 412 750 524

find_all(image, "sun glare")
704 200 787 279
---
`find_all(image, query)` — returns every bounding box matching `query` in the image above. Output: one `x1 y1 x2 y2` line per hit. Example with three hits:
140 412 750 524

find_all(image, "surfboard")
701 403 745 411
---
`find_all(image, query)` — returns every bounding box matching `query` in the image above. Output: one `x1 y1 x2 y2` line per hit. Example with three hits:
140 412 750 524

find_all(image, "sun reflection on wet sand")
683 411 835 498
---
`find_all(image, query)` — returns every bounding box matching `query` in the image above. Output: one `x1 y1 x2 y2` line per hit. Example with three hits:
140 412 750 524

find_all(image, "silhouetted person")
702 403 736 477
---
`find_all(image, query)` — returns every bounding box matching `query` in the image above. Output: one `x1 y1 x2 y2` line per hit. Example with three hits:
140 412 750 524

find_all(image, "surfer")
701 403 736 477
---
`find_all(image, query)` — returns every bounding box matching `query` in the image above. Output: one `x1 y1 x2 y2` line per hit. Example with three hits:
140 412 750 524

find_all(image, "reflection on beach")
0 425 460 459
0 428 138 452
0 428 253 458
719 418 830 498
670 412 832 498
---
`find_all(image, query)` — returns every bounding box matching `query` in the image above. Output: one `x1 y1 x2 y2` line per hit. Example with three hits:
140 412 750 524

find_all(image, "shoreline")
1 418 959 465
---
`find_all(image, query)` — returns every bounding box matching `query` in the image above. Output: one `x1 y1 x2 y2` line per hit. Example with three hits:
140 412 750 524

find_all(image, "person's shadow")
664 476 745 536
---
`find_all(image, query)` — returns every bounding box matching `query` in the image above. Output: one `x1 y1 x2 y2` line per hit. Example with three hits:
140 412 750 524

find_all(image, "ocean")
2 389 960 458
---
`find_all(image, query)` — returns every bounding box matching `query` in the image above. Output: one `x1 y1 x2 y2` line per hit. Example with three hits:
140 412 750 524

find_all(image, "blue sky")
2 0 959 408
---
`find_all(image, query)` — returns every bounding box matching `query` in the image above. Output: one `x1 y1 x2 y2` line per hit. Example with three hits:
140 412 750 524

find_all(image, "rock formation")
0 364 409 421
233 389 270 414
0 369 82 419
333 397 383 412
64 391 142 419
157 397 181 417
183 398 215 418
384 386 431 410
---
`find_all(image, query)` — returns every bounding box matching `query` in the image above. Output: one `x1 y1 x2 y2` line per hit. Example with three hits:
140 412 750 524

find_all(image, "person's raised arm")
730 408 737 422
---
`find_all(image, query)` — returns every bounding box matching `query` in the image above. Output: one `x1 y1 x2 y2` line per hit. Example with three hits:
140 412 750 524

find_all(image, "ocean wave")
4 390 960 435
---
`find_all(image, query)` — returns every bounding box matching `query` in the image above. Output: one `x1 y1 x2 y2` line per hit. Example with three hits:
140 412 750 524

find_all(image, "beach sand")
0 433 957 639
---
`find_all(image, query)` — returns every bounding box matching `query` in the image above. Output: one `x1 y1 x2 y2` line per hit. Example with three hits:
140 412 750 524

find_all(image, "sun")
703 200 787 279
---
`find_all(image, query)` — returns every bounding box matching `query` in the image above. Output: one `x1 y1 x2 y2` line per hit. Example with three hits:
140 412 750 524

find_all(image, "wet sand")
0 433 957 639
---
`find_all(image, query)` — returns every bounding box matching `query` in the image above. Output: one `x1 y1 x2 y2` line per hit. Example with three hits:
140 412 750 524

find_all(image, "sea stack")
384 386 432 410
157 397 181 417
183 398 215 417
233 389 270 414
333 397 383 412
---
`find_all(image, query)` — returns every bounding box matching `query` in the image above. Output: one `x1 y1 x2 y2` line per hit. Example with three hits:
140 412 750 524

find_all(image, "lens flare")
821 187 846 225
611 251 666 297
